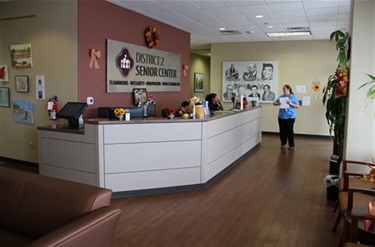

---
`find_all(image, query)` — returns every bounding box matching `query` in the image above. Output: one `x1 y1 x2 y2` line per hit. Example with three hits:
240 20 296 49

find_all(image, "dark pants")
278 118 296 147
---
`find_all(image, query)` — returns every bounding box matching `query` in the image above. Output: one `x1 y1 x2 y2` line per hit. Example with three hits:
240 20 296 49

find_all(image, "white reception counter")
38 107 262 197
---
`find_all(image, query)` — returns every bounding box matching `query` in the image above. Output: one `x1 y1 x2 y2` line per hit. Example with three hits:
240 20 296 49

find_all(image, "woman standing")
273 84 299 150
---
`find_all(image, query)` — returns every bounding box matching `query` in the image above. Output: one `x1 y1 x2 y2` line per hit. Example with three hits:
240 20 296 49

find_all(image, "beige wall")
190 53 211 100
0 1 78 162
345 0 375 161
210 40 338 136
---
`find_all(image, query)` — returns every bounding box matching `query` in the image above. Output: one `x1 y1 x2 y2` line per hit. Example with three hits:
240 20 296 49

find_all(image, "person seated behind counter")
206 93 224 112
176 101 193 117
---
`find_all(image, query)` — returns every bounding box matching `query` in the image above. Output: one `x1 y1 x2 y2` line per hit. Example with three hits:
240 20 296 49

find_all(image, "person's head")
263 84 271 92
248 63 257 72
226 84 234 92
230 63 235 69
181 101 192 113
206 93 219 104
250 85 258 94
262 63 274 80
237 85 245 96
282 84 294 96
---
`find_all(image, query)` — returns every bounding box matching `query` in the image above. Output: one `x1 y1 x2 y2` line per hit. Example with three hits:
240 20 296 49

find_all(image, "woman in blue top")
273 84 299 150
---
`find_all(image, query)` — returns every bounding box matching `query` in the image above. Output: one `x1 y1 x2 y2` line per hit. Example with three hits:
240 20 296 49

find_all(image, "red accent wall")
78 0 190 118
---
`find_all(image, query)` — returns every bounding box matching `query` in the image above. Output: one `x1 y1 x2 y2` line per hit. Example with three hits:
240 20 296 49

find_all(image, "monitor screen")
57 102 88 120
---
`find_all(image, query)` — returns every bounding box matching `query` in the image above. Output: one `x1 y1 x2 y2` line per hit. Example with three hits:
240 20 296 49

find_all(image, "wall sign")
222 61 278 104
107 39 181 93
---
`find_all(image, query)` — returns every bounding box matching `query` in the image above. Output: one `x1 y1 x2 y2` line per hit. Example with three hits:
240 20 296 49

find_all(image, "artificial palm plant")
322 30 350 150
359 74 375 117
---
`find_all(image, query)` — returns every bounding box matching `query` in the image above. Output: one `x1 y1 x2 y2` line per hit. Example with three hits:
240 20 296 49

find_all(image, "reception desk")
38 107 261 196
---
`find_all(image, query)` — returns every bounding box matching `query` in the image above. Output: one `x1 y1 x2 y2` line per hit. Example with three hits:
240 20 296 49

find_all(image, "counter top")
37 107 261 132
85 107 261 125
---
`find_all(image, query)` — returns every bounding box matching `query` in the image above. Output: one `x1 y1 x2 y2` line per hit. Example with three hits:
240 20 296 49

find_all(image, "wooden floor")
111 133 342 247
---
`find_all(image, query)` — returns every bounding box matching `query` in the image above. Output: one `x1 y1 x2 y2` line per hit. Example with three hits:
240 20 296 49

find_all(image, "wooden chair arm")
349 210 375 243
347 187 375 210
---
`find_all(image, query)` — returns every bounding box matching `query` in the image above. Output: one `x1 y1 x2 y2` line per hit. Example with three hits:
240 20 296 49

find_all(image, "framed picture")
0 65 9 82
132 88 147 106
15 76 29 93
11 44 33 68
0 87 10 107
194 73 204 92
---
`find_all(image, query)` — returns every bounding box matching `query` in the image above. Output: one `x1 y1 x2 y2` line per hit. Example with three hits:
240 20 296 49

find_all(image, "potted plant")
322 30 350 155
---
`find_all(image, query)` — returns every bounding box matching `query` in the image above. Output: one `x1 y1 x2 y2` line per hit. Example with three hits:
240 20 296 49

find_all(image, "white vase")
117 115 124 121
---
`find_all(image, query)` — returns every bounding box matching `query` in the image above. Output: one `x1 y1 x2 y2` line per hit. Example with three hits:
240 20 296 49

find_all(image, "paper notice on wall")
36 75 45 100
296 85 306 93
302 96 310 106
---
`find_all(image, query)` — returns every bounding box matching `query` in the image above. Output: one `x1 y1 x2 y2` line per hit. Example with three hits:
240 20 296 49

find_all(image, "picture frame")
0 65 9 82
15 75 29 93
194 73 204 92
132 88 147 106
0 87 10 107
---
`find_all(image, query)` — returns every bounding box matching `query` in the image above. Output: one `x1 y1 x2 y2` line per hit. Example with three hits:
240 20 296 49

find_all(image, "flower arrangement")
145 26 160 49
237 98 249 106
190 96 202 106
335 66 349 97
168 108 175 116
114 108 125 117
362 158 375 183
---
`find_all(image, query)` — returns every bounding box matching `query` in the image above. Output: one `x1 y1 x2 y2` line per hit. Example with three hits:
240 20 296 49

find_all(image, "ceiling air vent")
219 30 241 35
287 27 310 32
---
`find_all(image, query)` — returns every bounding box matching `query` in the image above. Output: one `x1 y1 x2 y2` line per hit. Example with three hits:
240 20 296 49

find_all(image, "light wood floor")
111 133 342 247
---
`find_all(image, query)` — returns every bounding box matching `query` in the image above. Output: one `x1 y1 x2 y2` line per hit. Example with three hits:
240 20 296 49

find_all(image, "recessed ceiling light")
219 27 226 31
256 15 263 18
266 25 273 29
266 31 311 37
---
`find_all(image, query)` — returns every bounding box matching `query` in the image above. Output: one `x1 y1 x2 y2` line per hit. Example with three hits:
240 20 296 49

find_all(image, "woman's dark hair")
284 84 294 94
181 101 189 107
205 93 217 103
263 84 270 90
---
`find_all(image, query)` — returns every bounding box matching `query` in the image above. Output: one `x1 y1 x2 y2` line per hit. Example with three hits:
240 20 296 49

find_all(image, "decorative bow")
183 64 189 77
89 49 101 69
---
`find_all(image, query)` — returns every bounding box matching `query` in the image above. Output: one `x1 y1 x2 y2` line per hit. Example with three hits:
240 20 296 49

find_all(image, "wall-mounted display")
222 61 278 104
194 73 204 92
15 76 29 93
0 87 10 107
0 65 9 82
107 39 181 93
10 44 33 68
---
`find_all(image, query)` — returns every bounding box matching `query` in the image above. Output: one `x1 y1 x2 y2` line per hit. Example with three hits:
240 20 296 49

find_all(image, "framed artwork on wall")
15 76 29 93
132 88 147 106
0 87 10 107
194 73 204 92
0 65 9 82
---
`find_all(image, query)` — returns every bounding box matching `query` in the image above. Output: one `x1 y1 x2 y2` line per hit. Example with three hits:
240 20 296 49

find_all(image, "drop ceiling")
107 0 352 56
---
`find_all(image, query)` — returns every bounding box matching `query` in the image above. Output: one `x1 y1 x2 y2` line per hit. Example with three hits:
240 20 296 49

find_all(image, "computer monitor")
57 102 88 128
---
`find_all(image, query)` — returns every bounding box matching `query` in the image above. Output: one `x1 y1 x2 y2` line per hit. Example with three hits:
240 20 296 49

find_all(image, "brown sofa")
0 167 121 247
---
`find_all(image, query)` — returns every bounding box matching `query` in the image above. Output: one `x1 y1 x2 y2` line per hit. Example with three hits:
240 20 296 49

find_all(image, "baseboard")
0 157 39 169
